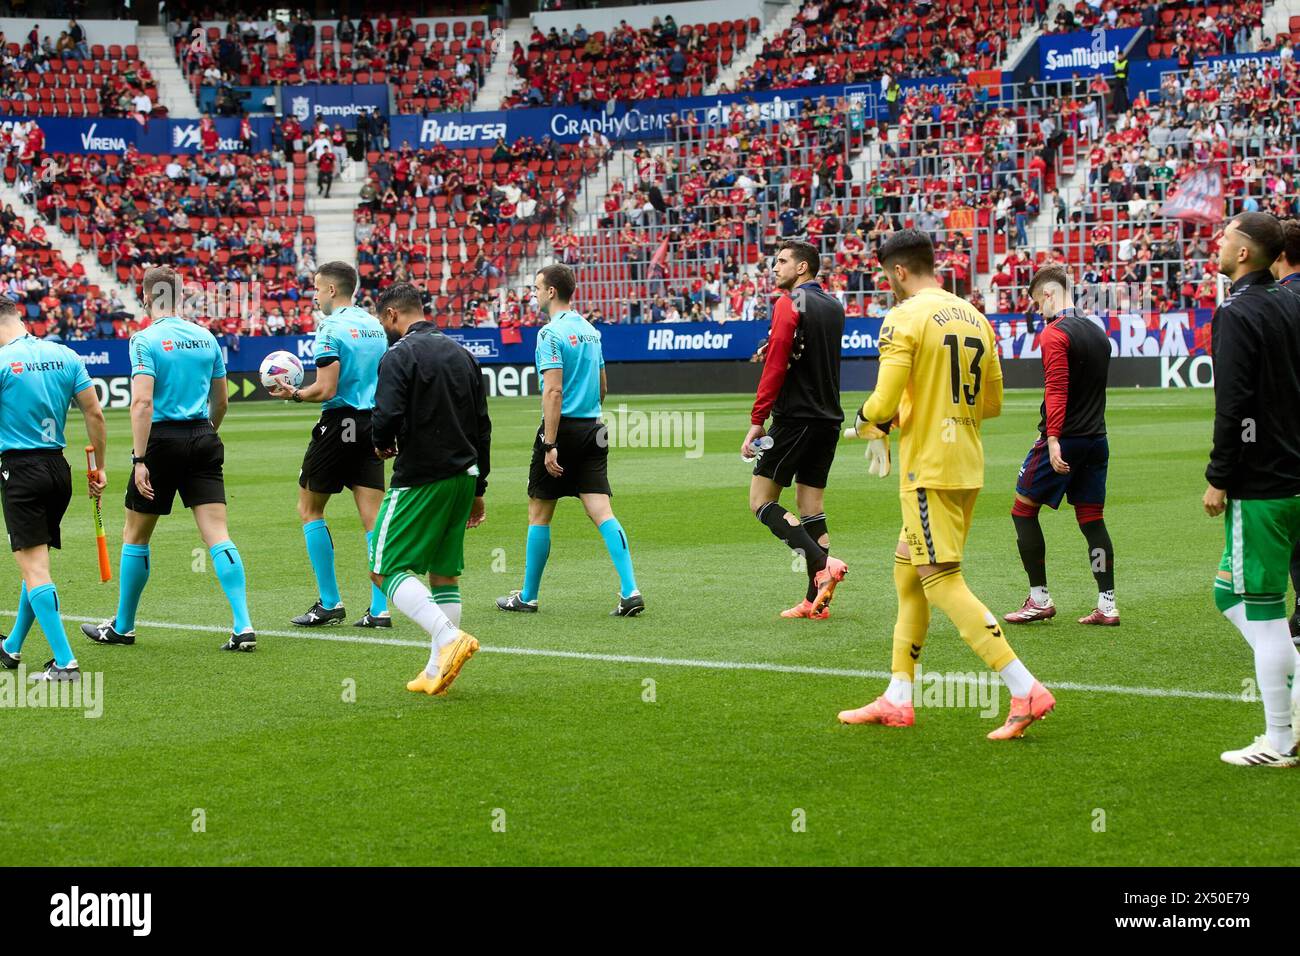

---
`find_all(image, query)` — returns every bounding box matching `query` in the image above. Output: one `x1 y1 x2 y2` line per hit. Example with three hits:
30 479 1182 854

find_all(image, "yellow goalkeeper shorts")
898 487 979 566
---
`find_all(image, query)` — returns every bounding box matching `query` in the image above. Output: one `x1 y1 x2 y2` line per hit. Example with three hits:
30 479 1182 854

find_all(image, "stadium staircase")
478 19 534 110
0 177 143 313
708 0 798 93
137 25 201 117
309 163 367 268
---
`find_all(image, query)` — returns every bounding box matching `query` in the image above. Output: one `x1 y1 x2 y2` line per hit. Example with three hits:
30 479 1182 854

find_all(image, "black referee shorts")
126 420 226 516
0 449 72 551
528 417 612 500
752 419 841 489
299 406 384 495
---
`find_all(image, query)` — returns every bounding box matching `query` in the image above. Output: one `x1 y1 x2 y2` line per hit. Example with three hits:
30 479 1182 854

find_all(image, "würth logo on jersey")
350 328 360 338
162 340 174 352
569 334 578 346
9 362 22 374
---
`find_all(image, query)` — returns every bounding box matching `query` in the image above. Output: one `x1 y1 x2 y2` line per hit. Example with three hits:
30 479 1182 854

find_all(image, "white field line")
3 610 1249 704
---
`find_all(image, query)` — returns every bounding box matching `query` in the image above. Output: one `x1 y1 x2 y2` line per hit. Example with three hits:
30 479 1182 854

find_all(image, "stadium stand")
0 198 123 339
992 57 1300 313
351 137 598 326
2 129 319 336
168 13 498 117
504 14 761 108
0 27 162 119
736 0 1036 91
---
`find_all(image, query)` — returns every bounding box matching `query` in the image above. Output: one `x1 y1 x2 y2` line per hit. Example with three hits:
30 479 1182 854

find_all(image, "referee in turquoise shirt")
497 263 644 618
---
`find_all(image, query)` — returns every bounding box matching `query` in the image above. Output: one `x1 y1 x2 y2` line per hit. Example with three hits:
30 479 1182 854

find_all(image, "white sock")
884 676 913 706
391 576 458 676
1097 590 1117 616
998 658 1036 698
1222 600 1253 648
1030 586 1051 606
1293 647 1300 707
436 597 462 629
1247 619 1296 753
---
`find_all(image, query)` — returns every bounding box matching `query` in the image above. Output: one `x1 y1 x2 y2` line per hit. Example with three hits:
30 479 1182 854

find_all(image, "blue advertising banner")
387 74 987 150
1128 49 1283 101
1038 27 1140 79
0 116 275 154
64 309 1212 377
280 83 389 129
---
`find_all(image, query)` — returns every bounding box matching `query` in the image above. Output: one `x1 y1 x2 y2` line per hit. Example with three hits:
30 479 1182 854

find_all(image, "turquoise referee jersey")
535 309 604 418
130 316 227 422
0 334 94 453
313 304 388 412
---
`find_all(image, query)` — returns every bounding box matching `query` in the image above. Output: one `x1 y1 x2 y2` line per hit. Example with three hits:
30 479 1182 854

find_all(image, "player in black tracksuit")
1272 216 1300 642
1205 212 1300 765
743 239 847 619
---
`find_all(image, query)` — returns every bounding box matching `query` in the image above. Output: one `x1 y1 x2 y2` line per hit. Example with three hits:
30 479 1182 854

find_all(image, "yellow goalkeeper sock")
920 567 1018 671
890 554 930 680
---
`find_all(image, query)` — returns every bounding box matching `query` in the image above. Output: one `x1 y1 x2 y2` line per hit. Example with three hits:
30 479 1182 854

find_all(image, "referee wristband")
131 454 146 465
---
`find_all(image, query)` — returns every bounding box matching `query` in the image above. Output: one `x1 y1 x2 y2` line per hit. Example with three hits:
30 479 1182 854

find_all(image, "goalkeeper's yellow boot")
429 631 480 696
987 681 1056 740
838 695 915 727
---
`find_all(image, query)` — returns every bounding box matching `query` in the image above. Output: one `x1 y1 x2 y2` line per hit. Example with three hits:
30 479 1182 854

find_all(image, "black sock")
757 502 827 584
1080 519 1115 592
1012 512 1048 589
801 513 829 601
1291 541 1300 612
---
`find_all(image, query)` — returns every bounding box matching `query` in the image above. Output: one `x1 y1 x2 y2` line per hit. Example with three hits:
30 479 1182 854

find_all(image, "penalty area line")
0 610 1248 704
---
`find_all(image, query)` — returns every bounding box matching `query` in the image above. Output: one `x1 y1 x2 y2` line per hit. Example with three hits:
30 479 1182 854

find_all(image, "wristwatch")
131 453 146 465
540 439 557 452
291 388 303 403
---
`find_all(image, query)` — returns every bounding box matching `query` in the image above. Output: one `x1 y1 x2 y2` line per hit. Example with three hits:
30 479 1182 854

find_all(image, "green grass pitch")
3 388 1296 866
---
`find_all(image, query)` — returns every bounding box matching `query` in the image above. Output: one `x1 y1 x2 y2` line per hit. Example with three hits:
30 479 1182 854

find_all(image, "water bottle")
742 435 774 462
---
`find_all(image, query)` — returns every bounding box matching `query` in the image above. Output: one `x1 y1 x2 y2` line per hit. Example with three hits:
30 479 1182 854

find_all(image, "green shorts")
1217 496 1300 595
369 472 477 579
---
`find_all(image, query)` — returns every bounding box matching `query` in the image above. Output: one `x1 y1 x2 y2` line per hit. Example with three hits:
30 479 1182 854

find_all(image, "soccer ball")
260 350 304 388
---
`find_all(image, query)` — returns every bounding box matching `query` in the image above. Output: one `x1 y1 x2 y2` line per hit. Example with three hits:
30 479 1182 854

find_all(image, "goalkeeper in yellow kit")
837 229 1056 740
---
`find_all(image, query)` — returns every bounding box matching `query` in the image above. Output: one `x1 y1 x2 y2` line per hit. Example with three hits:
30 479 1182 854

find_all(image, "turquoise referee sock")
303 519 341 609
520 525 551 604
2 581 33 655
28 583 74 668
210 541 253 634
365 530 388 617
598 518 638 599
115 543 150 633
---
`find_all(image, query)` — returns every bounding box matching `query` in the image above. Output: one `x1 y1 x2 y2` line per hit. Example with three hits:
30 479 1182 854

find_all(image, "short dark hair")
0 297 21 321
877 228 935 275
142 266 181 313
1029 264 1070 298
538 263 576 302
317 260 358 298
375 282 425 319
1278 218 1300 269
778 239 820 279
1231 211 1284 266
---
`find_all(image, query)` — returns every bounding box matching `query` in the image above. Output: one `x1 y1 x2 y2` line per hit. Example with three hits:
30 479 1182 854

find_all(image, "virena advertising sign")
1038 27 1139 79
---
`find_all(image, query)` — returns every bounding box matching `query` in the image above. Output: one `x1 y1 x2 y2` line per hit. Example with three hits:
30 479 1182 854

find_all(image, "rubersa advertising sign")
387 75 988 150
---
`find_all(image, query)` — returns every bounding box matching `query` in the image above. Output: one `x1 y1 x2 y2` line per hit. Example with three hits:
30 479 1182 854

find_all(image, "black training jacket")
1206 270 1300 499
371 320 491 494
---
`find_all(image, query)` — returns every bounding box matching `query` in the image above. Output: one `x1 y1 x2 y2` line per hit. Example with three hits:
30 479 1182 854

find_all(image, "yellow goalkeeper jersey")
868 286 1004 491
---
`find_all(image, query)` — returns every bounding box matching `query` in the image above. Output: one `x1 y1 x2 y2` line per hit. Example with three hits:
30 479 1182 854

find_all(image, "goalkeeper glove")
865 435 891 478
851 406 890 441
